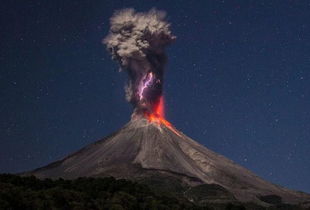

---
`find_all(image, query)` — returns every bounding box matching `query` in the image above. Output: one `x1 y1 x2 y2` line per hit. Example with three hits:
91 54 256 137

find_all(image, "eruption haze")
103 8 175 117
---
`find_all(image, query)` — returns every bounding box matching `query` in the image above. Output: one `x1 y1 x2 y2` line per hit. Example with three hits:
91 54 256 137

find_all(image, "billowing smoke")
103 8 175 116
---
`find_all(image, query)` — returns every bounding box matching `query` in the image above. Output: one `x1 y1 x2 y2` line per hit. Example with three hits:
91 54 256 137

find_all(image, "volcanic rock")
27 116 310 207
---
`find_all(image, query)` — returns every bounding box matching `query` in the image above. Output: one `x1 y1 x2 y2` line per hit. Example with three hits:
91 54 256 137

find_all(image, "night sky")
1 1 309 193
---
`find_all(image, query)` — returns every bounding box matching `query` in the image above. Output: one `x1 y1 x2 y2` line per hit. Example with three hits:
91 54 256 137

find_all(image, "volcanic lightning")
138 72 155 101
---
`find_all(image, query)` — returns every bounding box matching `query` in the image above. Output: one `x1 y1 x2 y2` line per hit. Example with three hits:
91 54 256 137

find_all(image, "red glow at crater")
145 96 181 136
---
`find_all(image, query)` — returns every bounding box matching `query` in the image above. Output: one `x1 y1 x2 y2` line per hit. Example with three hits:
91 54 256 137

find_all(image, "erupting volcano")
26 8 310 208
103 8 175 118
103 8 180 135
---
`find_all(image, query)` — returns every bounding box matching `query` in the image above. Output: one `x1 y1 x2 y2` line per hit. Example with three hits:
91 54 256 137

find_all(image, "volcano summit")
27 8 310 208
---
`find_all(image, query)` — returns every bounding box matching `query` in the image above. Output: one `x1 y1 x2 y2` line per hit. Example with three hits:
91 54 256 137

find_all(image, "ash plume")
103 8 175 116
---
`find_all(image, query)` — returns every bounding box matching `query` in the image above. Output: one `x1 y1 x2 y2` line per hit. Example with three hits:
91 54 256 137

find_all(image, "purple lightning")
138 72 154 100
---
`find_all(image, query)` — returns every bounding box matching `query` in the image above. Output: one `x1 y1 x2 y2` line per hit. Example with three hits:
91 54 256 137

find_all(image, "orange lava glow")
155 96 165 118
145 96 181 136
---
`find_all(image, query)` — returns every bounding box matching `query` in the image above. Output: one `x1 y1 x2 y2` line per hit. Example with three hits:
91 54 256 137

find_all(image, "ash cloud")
103 8 175 115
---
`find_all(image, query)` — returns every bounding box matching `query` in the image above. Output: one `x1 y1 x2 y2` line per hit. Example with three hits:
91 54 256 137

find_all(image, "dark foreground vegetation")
0 174 210 210
0 174 306 210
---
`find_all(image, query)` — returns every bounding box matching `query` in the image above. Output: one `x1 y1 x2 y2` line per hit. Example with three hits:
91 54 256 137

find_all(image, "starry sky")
1 0 309 193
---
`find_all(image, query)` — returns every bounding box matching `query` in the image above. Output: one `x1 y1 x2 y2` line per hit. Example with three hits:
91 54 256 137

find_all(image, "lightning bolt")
138 72 154 100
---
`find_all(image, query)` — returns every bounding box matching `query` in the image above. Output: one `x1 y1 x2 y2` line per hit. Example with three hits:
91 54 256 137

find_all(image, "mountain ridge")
25 116 310 207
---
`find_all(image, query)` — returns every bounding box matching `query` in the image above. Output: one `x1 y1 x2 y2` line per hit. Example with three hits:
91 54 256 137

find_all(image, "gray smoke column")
103 8 175 116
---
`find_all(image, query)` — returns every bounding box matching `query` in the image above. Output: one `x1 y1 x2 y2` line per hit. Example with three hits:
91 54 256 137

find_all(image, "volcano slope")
27 116 310 207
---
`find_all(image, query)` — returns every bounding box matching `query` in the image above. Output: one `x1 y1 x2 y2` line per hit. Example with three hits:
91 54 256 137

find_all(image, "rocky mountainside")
27 116 310 207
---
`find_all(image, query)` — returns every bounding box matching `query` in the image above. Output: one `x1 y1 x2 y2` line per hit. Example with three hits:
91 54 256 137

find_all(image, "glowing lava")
145 96 181 137
155 96 165 117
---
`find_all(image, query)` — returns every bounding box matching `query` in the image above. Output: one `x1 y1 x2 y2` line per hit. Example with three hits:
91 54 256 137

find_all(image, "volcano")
25 9 310 208
28 113 310 207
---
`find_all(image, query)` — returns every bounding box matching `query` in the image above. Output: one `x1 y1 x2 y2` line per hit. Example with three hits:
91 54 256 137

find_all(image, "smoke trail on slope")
103 8 175 116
